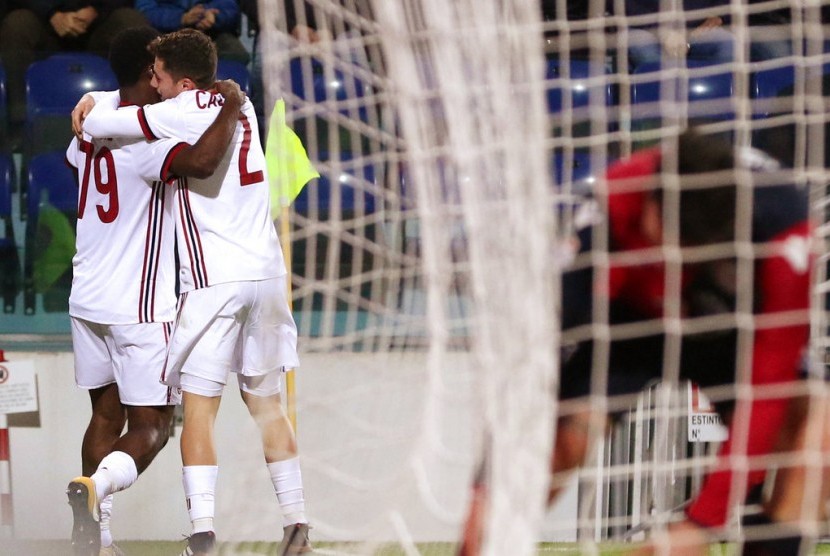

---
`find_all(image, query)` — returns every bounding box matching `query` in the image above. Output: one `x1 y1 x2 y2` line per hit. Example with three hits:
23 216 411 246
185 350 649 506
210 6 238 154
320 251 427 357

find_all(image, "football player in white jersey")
64 27 246 556
81 29 310 556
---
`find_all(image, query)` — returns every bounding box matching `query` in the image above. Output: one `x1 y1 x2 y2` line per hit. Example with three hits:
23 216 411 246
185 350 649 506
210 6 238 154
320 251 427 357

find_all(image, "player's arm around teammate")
72 78 245 155
166 79 246 178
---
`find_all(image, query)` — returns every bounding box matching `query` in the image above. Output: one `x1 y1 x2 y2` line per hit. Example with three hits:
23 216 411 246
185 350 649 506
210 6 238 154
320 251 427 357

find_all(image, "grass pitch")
6 540 830 555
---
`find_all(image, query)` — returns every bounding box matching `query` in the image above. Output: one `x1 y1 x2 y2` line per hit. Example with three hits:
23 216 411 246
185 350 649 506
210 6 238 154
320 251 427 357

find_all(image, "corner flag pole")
265 99 319 432
279 209 297 431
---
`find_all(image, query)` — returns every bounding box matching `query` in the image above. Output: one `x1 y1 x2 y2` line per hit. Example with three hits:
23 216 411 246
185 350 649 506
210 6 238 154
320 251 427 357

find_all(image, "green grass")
6 540 830 556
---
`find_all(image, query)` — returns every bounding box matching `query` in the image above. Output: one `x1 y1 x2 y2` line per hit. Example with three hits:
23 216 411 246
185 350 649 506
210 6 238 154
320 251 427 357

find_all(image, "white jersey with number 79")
67 106 182 324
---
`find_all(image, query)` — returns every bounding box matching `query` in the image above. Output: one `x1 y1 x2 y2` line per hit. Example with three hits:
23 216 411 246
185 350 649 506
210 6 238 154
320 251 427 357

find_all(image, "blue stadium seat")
750 62 830 168
687 65 734 113
217 59 252 96
0 63 7 149
23 150 78 314
288 56 369 120
0 153 19 312
0 154 14 220
26 53 116 117
293 151 376 216
552 150 595 188
749 64 797 164
26 151 77 215
24 53 117 157
0 62 5 108
545 58 616 114
751 65 795 104
751 62 830 112
631 60 734 121
397 158 457 211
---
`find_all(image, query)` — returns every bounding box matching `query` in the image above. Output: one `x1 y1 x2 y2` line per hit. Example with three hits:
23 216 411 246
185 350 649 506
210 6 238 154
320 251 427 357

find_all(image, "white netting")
255 0 559 553
246 0 830 554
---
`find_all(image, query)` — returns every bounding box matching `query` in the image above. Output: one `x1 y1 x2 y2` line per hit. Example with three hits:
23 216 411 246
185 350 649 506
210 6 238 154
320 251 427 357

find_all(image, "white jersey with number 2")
84 90 285 294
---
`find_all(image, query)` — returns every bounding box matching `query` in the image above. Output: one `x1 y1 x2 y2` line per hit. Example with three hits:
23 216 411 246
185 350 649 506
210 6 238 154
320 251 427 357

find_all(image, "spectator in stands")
240 1 377 44
616 0 734 70
135 0 250 64
239 1 344 43
282 0 329 43
0 0 146 148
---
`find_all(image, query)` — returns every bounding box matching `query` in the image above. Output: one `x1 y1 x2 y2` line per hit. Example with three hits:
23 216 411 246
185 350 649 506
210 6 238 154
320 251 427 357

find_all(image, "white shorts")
71 317 181 406
161 277 299 393
180 370 284 398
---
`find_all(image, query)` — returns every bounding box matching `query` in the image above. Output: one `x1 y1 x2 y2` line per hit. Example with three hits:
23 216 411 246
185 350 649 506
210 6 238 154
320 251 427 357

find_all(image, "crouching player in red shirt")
460 129 830 556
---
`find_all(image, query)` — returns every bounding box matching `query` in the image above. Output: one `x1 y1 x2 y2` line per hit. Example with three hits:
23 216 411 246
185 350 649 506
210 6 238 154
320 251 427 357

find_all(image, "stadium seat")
287 55 375 191
552 150 595 190
290 149 380 315
24 53 117 157
288 56 369 120
751 62 830 112
23 150 78 314
751 65 795 105
750 64 797 167
217 59 252 96
0 62 5 109
545 58 617 139
750 62 830 168
545 58 616 114
0 63 8 150
631 60 734 122
396 157 461 212
0 153 20 313
293 150 377 217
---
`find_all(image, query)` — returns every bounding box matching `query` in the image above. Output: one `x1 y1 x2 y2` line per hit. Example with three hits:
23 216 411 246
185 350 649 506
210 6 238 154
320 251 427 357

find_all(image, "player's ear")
180 78 197 91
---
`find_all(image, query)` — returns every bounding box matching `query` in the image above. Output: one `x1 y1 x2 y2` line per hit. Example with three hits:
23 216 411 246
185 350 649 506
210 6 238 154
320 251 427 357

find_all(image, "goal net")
236 0 830 553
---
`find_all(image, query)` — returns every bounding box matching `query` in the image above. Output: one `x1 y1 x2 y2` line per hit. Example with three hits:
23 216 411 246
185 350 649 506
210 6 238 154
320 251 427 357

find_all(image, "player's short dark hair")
149 29 217 89
665 129 737 246
109 26 161 88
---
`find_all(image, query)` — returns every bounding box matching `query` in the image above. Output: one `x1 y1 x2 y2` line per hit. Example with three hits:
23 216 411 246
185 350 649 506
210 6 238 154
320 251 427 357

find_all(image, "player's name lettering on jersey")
195 90 225 110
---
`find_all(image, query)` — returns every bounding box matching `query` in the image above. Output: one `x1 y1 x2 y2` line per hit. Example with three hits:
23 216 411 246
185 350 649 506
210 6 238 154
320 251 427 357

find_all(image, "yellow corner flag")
265 99 319 219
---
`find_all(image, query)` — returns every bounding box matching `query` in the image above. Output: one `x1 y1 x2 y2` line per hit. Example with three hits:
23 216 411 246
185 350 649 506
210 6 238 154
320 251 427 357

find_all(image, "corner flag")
265 99 319 219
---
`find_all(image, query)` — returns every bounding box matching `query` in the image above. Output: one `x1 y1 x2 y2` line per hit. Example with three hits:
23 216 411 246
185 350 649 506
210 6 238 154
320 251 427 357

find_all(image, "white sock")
268 457 307 527
92 451 138 501
182 465 218 534
99 494 114 547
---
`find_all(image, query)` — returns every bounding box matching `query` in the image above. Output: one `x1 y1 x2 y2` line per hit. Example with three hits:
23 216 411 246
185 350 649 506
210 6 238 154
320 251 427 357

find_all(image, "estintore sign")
0 360 38 415
687 382 728 442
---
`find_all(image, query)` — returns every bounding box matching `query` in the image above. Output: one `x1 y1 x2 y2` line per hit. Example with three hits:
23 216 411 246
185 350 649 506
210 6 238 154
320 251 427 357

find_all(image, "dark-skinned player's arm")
166 80 245 179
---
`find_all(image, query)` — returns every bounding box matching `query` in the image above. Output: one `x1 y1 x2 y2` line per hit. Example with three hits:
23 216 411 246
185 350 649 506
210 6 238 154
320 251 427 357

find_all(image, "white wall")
5 351 577 544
